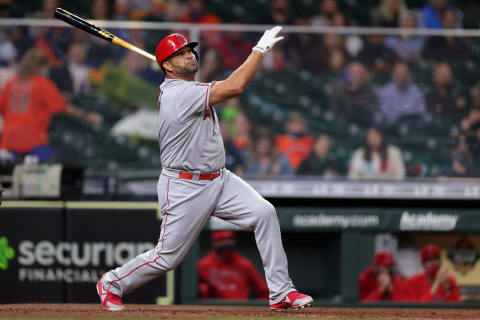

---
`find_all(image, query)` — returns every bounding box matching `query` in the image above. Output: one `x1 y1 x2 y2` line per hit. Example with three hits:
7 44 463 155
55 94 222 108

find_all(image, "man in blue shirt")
378 62 426 123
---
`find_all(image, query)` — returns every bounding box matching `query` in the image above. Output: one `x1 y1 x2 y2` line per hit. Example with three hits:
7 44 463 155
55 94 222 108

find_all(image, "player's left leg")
212 170 312 309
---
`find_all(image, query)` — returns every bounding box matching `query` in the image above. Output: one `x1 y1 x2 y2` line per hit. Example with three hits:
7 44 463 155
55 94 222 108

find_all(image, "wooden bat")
54 7 156 62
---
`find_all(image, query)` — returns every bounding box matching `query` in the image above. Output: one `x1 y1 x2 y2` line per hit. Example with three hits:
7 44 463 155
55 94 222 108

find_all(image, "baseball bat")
54 7 156 62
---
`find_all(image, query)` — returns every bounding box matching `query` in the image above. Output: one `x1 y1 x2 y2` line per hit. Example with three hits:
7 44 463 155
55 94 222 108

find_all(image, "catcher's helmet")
155 34 198 70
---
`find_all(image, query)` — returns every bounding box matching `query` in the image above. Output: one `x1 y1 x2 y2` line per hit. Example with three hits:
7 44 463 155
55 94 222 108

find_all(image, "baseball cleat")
270 291 313 311
96 275 124 311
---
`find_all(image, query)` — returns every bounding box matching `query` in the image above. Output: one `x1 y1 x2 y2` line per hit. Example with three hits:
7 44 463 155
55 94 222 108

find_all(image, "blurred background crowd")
1 0 480 180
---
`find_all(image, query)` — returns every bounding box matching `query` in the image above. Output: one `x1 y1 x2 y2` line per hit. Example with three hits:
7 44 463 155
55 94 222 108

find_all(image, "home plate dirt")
0 304 478 319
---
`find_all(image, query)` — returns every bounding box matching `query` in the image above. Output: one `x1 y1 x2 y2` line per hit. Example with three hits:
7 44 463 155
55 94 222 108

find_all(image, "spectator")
180 0 220 24
260 0 295 25
49 41 92 95
0 0 23 18
417 0 463 29
215 23 254 71
286 15 325 72
311 0 340 26
425 63 467 115
89 0 113 20
357 35 400 74
371 0 408 28
232 112 252 159
378 62 426 123
440 148 479 178
385 12 424 61
297 134 340 177
405 244 460 302
316 33 351 74
326 11 363 57
460 106 480 164
197 49 225 83
197 231 269 300
32 0 58 19
348 127 405 180
220 121 245 177
0 49 102 162
247 131 292 177
275 112 313 171
422 10 469 63
329 62 378 120
358 251 407 302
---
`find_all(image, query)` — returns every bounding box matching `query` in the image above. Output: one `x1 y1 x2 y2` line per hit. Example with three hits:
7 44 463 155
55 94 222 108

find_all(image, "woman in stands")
348 126 405 180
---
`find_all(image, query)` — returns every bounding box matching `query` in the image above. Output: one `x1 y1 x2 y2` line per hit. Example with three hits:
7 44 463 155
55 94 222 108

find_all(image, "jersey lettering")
9 80 32 114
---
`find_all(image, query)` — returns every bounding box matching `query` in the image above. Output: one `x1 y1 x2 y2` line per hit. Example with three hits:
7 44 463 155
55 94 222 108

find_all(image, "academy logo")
399 211 458 231
0 236 15 270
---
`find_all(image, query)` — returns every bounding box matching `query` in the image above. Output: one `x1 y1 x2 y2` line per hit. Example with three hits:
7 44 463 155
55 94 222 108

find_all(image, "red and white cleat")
270 291 313 310
96 275 124 311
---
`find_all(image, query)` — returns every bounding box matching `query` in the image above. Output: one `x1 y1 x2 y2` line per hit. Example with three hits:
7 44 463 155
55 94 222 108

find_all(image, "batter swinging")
96 26 313 311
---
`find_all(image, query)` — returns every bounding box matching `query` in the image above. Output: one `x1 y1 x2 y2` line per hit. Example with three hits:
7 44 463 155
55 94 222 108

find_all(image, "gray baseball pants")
103 168 295 304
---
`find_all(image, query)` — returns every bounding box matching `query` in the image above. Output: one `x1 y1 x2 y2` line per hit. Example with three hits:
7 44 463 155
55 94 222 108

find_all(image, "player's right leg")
97 173 221 310
213 170 312 310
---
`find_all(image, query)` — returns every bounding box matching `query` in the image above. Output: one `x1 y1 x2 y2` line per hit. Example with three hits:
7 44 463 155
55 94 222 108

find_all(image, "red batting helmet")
155 34 198 69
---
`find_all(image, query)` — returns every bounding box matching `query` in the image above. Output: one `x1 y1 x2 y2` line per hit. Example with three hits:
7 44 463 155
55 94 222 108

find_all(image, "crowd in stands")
0 0 479 179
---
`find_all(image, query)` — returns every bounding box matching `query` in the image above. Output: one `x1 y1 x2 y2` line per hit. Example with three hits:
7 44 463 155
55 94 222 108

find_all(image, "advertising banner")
0 202 64 303
0 201 174 304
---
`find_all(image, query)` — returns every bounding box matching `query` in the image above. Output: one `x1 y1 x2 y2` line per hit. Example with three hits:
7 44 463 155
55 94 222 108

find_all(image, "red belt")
179 171 220 180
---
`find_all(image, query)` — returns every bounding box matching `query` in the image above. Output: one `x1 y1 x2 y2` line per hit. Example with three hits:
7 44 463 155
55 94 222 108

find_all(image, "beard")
172 60 198 76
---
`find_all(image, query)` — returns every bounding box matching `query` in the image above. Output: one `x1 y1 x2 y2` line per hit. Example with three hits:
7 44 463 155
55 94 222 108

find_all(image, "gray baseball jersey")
100 77 295 306
158 79 225 173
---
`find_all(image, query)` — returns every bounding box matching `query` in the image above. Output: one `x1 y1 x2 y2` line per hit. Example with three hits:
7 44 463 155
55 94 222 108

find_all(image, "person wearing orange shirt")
405 244 460 302
275 112 313 171
197 231 269 300
0 49 102 162
358 251 407 302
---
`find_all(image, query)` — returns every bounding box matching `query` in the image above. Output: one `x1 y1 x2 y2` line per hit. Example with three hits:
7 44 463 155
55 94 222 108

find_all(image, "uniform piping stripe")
105 177 171 294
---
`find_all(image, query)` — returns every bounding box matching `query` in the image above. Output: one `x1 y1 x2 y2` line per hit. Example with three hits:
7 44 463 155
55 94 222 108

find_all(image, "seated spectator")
405 244 460 302
232 112 252 159
358 251 407 302
247 131 293 177
197 231 269 300
422 10 469 63
378 62 426 123
180 0 220 23
440 148 479 178
311 0 340 26
32 0 58 19
329 61 378 119
385 12 424 61
316 33 351 74
348 127 405 180
0 49 102 162
260 0 295 25
371 0 409 28
49 41 91 96
215 24 253 71
460 105 480 165
275 112 313 171
197 49 225 83
297 134 340 176
220 121 245 177
357 34 400 74
417 0 463 29
425 63 466 115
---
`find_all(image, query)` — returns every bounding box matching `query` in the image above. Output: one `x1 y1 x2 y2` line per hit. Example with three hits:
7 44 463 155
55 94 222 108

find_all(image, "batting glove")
253 26 284 56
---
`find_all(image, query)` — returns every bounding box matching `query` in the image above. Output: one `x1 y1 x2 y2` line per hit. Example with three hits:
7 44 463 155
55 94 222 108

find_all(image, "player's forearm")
224 50 263 93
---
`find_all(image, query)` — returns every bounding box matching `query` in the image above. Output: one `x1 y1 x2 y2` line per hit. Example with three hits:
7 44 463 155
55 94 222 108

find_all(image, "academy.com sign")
13 240 154 283
399 211 459 231
293 214 380 229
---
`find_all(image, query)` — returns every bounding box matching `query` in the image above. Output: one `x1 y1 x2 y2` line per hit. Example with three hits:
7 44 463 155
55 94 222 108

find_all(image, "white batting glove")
253 26 284 56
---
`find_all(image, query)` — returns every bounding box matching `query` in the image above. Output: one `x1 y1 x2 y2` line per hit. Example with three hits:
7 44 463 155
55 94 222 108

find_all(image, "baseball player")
96 26 313 311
